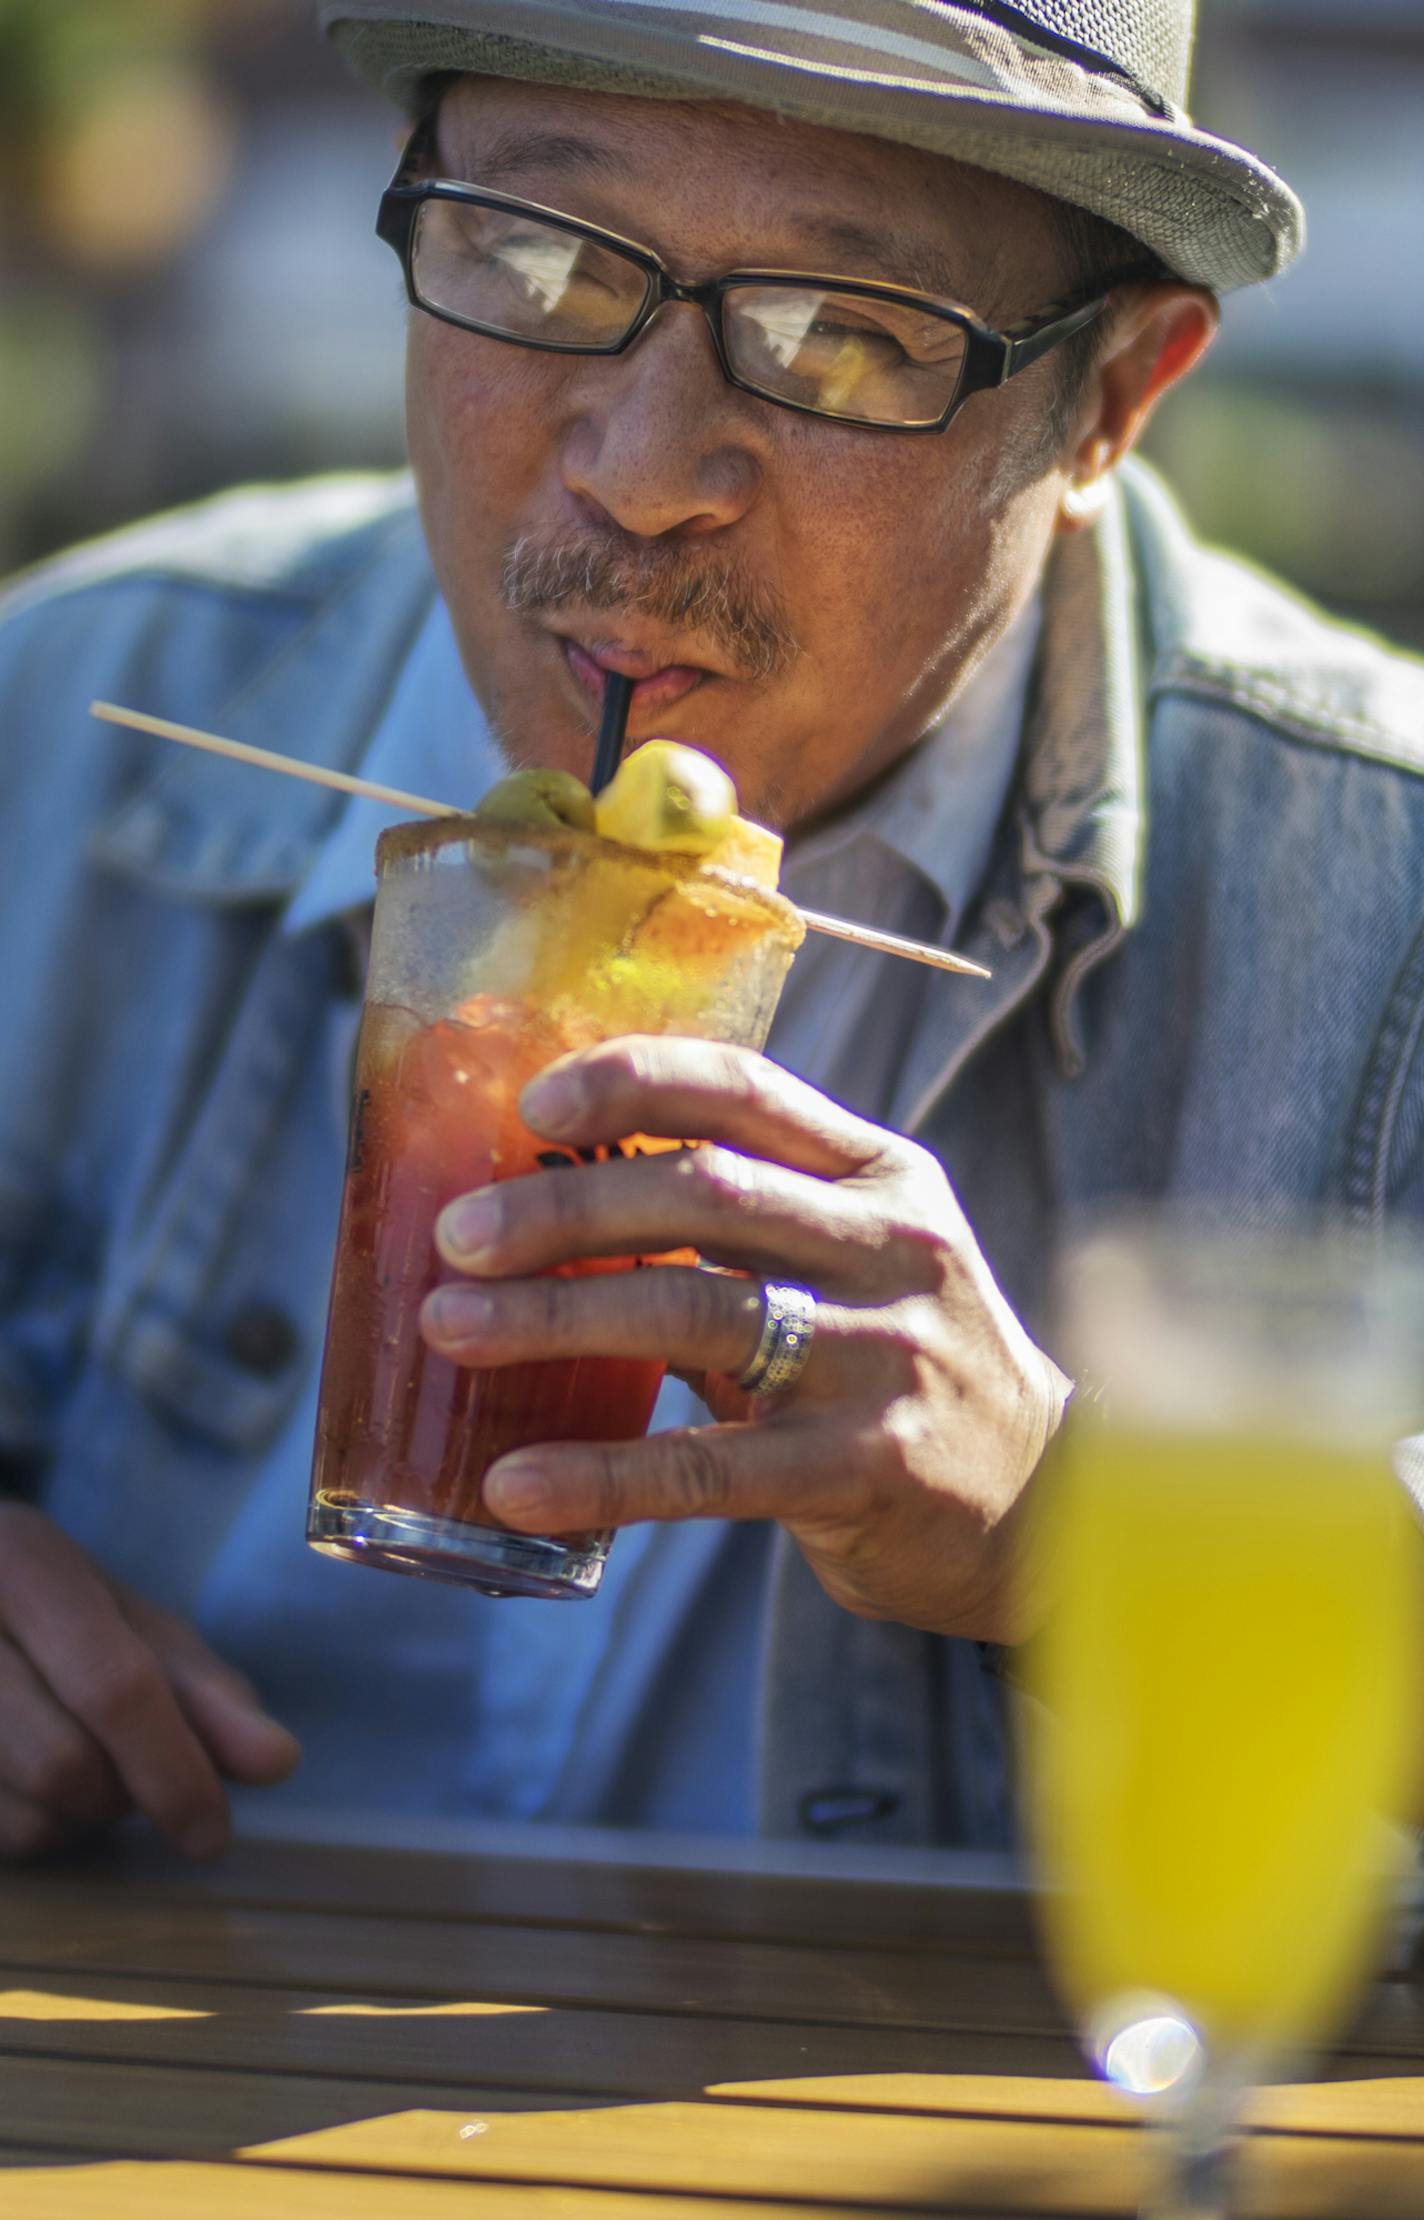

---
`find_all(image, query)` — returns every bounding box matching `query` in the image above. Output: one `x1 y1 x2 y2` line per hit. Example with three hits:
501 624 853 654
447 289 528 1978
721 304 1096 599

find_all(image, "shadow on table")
2 1955 1422 2204
0 1946 1078 2192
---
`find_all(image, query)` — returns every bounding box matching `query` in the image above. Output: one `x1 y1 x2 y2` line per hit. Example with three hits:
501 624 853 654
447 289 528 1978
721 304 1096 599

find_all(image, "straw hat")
320 1 1302 294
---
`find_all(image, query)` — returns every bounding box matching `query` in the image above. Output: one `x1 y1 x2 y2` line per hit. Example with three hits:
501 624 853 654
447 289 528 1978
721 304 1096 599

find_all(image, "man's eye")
809 316 905 357
827 316 965 371
745 299 903 371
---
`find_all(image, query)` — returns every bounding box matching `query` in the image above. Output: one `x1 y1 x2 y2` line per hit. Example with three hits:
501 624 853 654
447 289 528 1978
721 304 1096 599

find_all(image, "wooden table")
1 1825 1422 2217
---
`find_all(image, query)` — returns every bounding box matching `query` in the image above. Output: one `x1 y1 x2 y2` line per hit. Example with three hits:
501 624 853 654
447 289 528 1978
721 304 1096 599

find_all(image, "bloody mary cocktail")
308 811 800 1598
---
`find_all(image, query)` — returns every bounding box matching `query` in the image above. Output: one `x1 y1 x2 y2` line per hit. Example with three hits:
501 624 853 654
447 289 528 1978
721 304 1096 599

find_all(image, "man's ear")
1057 286 1218 533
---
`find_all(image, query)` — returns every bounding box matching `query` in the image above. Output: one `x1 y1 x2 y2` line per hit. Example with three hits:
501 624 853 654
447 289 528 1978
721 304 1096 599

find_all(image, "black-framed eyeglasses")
377 129 1149 435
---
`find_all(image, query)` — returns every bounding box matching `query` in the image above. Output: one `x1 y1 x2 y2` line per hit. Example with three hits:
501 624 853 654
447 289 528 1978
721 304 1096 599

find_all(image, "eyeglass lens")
411 199 969 428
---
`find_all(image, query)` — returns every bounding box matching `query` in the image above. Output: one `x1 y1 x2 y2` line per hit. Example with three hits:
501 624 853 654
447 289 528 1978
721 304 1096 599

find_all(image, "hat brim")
322 1 1304 292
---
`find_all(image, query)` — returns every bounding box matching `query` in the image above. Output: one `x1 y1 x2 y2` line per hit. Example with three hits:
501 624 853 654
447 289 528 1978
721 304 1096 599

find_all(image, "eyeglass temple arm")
997 264 1161 383
997 293 1108 382
390 112 437 186
376 115 437 250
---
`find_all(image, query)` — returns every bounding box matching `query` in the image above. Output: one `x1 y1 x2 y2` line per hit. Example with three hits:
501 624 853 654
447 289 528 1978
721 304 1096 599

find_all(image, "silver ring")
738 1282 817 1397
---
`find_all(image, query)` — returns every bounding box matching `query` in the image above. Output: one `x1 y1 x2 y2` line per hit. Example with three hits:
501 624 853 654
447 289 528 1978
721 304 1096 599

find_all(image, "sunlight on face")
406 79 1074 829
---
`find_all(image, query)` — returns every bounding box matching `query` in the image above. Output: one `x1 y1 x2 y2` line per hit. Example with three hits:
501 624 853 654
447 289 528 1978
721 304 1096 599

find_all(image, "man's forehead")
442 73 1007 197
435 75 1050 302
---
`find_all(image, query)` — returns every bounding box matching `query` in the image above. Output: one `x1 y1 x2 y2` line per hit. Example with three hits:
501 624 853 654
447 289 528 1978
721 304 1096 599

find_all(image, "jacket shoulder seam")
0 569 324 630
1341 913 1424 1223
1153 653 1424 778
0 478 418 629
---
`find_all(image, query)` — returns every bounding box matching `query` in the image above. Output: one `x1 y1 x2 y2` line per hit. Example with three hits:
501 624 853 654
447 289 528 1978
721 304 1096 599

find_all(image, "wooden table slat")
0 1970 1085 2099
0 2056 1422 2219
4 1839 1423 2220
5 1891 1420 2059
9 1837 1036 1958
3 1971 1422 2140
0 2152 881 2220
0 1895 1069 2036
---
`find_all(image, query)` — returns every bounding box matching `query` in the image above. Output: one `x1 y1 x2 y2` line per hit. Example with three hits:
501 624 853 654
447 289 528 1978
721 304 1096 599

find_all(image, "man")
0 0 1420 1862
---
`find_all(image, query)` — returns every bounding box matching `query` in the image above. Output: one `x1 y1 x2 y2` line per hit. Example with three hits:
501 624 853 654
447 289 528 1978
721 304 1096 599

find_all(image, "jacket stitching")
1343 916 1424 1224
1153 656 1424 773
1373 986 1424 1219
92 936 327 1432
0 487 418 625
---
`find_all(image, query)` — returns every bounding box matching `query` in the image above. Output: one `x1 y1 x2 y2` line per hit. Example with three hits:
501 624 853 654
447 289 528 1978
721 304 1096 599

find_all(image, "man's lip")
547 626 724 680
559 637 709 713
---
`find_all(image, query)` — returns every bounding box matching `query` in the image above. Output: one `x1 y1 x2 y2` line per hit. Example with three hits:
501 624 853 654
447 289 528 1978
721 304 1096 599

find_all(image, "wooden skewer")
794 904 990 976
90 701 993 981
90 701 462 821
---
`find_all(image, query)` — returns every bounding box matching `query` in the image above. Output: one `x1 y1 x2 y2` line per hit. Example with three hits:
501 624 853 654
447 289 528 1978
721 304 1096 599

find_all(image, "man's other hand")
421 1037 1071 1644
0 1503 300 1860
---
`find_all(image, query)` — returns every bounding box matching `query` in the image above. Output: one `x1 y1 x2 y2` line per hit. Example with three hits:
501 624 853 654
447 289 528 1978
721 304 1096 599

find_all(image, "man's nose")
558 303 765 540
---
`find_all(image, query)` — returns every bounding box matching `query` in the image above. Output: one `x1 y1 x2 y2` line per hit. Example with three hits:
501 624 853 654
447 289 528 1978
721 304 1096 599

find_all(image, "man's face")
406 77 1078 829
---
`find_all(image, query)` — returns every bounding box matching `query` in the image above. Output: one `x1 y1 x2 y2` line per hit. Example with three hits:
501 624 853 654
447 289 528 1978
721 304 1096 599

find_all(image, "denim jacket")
2 460 1421 1848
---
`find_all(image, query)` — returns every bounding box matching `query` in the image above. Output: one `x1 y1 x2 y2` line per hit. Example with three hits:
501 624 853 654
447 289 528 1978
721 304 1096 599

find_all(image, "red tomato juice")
311 998 668 1535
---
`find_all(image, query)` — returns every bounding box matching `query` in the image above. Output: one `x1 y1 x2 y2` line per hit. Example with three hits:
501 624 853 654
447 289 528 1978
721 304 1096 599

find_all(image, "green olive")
473 767 596 833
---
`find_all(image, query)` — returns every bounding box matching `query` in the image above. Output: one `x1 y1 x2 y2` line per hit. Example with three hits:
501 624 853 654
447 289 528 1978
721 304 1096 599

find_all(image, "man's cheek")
410 360 542 609
410 323 538 473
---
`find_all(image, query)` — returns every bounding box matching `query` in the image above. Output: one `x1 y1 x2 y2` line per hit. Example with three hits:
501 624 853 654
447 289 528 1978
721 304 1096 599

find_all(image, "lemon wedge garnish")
704 815 783 889
594 740 735 854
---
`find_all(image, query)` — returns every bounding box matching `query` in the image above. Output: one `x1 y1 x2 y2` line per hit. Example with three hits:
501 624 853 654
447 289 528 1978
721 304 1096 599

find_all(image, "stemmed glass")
1016 1223 1424 2219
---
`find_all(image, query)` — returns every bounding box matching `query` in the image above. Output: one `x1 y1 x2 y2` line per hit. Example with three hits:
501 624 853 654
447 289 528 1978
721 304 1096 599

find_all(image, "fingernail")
206 1683 303 1782
179 1815 229 1861
215 1677 280 1724
520 1063 585 1136
250 1721 303 1782
485 1458 551 1520
437 1190 501 1263
425 1285 495 1340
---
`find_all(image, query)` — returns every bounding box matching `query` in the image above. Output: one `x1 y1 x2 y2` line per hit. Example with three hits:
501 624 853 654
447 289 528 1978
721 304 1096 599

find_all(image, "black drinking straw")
591 672 634 795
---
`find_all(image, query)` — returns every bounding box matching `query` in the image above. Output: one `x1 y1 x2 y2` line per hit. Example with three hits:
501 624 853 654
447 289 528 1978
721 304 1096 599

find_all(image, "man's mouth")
556 636 711 715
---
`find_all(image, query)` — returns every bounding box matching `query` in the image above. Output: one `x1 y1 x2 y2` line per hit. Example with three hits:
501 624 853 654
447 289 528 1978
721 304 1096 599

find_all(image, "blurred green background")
2 0 1422 651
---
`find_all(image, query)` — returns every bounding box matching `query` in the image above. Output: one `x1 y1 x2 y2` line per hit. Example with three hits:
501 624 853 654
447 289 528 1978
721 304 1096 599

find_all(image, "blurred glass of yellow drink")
1017 1222 1424 2219
1025 1416 1422 2065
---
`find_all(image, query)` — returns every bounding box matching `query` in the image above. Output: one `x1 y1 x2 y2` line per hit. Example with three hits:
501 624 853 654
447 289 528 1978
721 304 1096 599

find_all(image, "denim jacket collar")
1024 475 1144 921
1019 475 1146 1078
882 483 1144 1128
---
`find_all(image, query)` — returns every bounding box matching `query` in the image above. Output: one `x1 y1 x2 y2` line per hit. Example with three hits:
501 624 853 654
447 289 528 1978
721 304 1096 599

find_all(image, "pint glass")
308 814 801 1598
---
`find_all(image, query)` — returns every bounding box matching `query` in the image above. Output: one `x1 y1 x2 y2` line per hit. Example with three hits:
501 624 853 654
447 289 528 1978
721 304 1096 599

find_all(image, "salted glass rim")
374 813 804 948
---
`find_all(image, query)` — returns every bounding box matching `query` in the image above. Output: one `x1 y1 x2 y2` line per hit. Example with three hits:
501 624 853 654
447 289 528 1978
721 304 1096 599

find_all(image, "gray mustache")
500 531 797 683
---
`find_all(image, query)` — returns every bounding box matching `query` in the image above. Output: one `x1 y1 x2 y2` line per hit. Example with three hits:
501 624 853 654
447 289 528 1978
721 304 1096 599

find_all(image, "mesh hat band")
948 0 1173 118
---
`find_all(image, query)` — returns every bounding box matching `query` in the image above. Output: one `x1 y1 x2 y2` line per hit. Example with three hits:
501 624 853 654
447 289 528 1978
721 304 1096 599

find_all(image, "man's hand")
421 1038 1070 1642
0 1504 300 1860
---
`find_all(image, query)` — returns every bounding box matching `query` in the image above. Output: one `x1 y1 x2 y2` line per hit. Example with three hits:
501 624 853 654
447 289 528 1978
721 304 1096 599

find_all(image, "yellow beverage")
1022 1419 1423 2060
